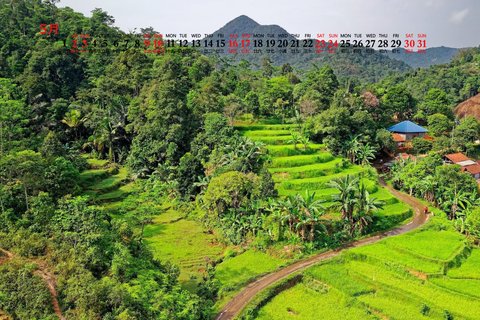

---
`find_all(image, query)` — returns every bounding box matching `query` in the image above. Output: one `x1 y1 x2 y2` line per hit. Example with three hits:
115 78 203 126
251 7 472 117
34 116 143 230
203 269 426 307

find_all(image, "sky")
58 0 480 48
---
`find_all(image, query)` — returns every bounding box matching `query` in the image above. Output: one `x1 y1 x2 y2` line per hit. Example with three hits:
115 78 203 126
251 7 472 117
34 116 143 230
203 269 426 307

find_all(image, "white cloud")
450 8 469 24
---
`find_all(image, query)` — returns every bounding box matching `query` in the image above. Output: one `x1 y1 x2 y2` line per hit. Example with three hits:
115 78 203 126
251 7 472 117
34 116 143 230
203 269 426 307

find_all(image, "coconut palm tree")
296 191 326 241
62 109 84 139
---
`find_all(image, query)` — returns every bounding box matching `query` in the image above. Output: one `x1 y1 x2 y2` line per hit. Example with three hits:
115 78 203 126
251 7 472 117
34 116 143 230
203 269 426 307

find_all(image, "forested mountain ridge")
204 15 411 82
385 46 460 68
206 16 464 79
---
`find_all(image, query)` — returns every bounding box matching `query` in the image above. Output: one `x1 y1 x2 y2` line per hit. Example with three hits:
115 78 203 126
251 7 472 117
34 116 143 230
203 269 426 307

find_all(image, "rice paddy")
237 122 413 224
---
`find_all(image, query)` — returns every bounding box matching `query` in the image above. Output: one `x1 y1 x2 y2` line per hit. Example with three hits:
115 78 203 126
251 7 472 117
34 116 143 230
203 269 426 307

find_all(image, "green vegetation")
389 153 480 230
1 1 479 318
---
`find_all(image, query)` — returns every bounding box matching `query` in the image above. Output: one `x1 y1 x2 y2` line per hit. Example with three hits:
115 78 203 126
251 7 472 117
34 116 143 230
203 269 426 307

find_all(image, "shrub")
203 171 260 215
444 310 454 320
420 303 431 316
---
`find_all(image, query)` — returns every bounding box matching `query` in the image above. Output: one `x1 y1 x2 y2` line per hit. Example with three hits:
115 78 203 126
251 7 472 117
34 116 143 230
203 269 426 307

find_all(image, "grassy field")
79 159 132 203
79 158 226 290
144 209 225 289
254 218 480 319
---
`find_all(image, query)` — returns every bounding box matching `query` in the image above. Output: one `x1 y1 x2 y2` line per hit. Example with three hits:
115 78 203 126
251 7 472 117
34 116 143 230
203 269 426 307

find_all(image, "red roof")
445 153 470 163
462 164 480 175
392 133 405 142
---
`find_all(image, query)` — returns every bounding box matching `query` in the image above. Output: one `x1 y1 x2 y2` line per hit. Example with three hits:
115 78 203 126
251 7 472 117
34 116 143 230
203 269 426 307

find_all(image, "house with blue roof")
387 120 428 149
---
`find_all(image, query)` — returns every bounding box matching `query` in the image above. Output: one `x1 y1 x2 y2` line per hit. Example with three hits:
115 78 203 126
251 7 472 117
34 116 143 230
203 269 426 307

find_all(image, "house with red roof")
444 152 480 179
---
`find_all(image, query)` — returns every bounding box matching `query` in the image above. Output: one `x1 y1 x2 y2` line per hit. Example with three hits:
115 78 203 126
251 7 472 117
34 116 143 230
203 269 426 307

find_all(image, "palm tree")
418 175 436 203
328 175 359 223
62 109 84 139
282 195 299 233
288 131 301 150
356 144 377 166
299 134 310 151
440 186 472 220
267 201 285 241
344 135 361 163
295 213 309 241
296 191 325 241
390 159 409 190
353 184 384 235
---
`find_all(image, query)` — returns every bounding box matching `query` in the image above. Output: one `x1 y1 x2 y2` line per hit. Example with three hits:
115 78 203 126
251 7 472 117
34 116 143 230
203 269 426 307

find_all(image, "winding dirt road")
215 183 429 320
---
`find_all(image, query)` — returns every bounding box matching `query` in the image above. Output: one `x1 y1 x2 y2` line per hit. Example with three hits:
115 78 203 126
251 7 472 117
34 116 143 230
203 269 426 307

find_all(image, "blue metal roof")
388 120 427 133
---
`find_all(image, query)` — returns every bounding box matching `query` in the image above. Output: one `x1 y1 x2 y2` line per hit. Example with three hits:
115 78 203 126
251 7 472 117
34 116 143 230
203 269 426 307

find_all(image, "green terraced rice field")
430 277 480 299
266 144 324 157
255 223 480 320
243 129 292 137
384 229 466 261
270 153 335 168
448 248 480 279
238 123 411 224
256 283 376 320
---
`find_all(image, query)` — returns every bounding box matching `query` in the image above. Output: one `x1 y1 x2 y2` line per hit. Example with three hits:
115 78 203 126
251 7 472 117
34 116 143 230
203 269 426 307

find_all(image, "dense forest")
1 1 480 319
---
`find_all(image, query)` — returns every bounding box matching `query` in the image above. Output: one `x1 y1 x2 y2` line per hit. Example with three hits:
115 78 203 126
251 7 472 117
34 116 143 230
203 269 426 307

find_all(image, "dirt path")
0 248 65 320
34 268 65 320
215 182 429 320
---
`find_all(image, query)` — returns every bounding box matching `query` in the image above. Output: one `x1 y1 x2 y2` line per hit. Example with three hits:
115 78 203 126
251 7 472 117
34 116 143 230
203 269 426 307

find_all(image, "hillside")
1 1 480 319
454 93 480 121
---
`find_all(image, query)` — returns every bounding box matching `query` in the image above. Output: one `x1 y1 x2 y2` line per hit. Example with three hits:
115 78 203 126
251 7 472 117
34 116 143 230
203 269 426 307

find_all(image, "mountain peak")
223 15 260 29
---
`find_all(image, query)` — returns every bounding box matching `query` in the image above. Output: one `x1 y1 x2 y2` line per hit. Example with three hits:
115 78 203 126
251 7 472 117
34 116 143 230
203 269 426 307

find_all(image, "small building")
443 153 476 166
388 120 428 152
444 152 480 179
388 120 428 142
462 164 480 179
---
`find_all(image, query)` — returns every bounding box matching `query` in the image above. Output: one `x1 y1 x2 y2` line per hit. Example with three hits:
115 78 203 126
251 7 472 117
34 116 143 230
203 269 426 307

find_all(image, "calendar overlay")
39 24 428 55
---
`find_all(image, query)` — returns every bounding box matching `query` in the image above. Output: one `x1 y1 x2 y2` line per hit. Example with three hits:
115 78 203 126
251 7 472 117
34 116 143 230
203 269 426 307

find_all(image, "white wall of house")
404 132 425 141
